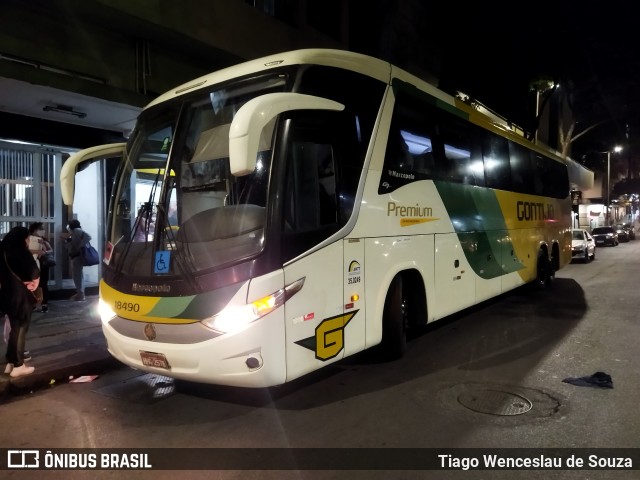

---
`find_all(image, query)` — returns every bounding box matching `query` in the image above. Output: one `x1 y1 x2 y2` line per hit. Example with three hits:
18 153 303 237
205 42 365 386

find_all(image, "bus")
61 49 571 387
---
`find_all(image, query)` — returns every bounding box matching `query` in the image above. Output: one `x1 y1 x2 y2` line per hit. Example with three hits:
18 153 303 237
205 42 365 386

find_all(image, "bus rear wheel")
381 275 408 360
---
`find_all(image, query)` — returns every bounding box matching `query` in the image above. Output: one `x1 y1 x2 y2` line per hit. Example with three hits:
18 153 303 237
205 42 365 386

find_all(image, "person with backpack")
64 219 91 301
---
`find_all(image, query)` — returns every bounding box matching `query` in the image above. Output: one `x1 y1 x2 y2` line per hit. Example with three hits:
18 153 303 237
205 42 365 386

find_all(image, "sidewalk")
1 288 120 398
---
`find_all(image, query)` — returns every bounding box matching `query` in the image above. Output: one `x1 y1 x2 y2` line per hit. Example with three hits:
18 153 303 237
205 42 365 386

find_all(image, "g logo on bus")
144 323 157 341
295 311 358 361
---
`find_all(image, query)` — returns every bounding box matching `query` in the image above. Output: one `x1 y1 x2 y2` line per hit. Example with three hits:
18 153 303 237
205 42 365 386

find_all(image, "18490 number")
115 301 140 312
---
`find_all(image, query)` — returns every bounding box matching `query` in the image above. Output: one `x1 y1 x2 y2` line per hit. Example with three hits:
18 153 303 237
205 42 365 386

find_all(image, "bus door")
280 111 365 382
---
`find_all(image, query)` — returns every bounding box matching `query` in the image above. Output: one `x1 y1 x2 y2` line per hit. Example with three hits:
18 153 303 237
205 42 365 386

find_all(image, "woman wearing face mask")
28 222 53 312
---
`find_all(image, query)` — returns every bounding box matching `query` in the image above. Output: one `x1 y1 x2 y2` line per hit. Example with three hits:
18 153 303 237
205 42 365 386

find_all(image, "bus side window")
509 142 534 194
531 154 546 195
545 157 570 198
280 113 349 263
283 141 337 232
379 92 441 193
482 132 511 191
440 116 476 185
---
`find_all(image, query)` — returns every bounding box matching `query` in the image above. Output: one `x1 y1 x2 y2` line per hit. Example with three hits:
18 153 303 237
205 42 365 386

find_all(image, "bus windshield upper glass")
108 73 288 277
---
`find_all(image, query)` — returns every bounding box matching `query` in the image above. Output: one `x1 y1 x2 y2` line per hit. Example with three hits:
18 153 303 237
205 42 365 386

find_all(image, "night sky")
349 1 640 167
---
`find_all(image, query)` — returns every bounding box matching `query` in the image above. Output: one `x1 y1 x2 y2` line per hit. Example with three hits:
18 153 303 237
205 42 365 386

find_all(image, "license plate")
596 240 604 244
140 351 171 369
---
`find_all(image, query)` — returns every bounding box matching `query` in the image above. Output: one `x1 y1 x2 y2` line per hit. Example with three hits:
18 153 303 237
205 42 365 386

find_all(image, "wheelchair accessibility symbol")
154 251 170 274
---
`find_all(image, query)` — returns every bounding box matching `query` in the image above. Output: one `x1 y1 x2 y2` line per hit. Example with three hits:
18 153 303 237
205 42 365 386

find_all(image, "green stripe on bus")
147 296 195 319
434 182 524 279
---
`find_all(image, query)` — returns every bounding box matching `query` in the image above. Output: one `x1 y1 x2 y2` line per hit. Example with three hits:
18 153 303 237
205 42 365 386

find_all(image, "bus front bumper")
101 312 287 388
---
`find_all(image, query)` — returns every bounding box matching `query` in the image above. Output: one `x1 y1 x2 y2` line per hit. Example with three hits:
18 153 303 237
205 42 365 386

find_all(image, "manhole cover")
457 389 532 416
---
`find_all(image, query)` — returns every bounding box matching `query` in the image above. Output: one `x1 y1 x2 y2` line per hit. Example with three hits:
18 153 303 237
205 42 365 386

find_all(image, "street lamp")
606 145 623 224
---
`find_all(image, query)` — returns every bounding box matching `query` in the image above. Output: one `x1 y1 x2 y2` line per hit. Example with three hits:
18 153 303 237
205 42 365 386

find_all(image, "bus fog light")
246 356 262 370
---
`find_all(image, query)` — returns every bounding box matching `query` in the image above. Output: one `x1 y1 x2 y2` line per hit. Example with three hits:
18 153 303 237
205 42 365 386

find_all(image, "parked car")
616 223 635 240
572 229 596 262
591 226 619 246
628 224 636 240
614 224 629 242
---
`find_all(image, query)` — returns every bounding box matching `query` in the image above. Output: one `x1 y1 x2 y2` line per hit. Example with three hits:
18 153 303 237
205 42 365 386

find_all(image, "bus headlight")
202 277 305 334
98 298 117 324
202 289 284 334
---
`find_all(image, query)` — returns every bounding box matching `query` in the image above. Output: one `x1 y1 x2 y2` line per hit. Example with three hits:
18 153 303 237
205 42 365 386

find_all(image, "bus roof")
143 48 572 167
145 49 392 110
146 48 533 146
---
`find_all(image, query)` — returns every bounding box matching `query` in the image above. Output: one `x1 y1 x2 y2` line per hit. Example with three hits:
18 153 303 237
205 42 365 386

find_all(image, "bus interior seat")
176 204 265 243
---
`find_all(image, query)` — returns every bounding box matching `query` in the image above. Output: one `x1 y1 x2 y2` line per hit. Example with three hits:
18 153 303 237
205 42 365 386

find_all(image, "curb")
0 347 121 400
1 293 113 401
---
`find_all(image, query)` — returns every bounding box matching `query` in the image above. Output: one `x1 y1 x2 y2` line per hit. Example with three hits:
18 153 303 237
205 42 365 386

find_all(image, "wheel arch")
533 241 554 289
368 266 428 349
399 268 428 329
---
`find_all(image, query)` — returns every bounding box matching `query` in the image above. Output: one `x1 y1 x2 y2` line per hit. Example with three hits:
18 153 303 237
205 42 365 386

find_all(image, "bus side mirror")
60 143 126 205
229 93 344 176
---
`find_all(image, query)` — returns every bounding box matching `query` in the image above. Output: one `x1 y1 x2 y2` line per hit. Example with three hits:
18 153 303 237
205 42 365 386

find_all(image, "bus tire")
381 275 407 360
535 249 550 289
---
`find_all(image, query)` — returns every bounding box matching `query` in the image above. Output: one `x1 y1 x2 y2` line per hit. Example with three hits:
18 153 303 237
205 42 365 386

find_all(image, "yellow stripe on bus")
100 280 198 324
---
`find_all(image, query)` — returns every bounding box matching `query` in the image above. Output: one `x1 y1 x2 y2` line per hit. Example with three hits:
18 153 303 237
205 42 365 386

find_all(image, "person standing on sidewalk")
28 222 53 312
63 219 90 301
0 226 40 378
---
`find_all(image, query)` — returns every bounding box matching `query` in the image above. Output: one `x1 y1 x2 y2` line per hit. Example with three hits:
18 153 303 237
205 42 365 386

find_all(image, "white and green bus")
61 49 571 387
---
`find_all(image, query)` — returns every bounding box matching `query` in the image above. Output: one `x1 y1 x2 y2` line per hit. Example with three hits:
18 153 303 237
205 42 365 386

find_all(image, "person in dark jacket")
0 226 40 377
64 219 90 301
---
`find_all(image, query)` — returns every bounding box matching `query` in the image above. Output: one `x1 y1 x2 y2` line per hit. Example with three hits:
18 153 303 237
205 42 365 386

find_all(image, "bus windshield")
107 73 288 277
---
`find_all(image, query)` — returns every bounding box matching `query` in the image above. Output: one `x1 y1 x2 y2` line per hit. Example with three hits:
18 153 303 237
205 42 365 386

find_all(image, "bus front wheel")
381 275 407 360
